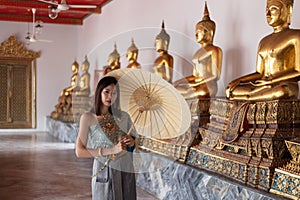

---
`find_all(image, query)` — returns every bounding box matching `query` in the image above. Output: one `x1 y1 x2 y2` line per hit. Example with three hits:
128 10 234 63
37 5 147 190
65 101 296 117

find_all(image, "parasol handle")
126 106 144 153
126 107 144 135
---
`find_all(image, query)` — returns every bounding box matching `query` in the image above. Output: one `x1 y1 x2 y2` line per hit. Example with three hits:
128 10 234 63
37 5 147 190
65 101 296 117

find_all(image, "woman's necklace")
99 113 119 143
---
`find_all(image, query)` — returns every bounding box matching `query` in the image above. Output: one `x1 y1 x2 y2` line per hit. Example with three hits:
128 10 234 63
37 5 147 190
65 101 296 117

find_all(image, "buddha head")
71 59 79 73
195 2 216 44
266 0 293 26
155 20 170 52
126 38 138 62
108 43 120 67
81 55 90 72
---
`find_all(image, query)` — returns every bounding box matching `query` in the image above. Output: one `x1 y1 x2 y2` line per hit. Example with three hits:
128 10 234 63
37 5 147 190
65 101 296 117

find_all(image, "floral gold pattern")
190 98 300 192
271 169 300 199
99 113 119 137
138 136 189 162
0 35 40 59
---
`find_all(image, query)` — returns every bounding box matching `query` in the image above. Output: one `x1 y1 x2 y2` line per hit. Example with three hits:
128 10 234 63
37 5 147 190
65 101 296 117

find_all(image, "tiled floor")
0 132 158 200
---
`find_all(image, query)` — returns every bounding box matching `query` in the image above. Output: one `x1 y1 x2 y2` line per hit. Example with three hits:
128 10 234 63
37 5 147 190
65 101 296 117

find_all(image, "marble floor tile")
0 132 158 200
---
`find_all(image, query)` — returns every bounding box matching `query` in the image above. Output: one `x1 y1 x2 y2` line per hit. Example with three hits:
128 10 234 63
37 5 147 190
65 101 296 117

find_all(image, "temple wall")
79 0 300 97
0 0 300 133
0 22 79 131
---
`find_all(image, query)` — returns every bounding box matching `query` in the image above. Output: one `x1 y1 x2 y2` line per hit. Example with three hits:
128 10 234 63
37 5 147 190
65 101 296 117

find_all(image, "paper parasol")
106 68 191 139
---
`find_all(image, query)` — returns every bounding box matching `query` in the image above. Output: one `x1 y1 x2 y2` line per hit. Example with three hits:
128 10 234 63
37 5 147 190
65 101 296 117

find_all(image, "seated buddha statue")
126 38 141 69
51 59 79 120
50 95 65 119
173 2 222 98
153 21 174 83
75 55 91 96
226 0 300 101
61 59 80 96
108 43 121 71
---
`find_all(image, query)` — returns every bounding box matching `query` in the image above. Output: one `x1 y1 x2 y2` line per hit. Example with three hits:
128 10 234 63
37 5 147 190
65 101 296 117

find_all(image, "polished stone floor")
0 132 158 200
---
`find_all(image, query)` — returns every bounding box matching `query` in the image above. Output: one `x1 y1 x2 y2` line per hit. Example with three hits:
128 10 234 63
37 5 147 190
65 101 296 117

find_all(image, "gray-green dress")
87 112 136 200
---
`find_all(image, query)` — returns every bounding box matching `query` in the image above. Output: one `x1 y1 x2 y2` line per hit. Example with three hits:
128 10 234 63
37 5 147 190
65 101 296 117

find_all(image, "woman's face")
101 83 117 107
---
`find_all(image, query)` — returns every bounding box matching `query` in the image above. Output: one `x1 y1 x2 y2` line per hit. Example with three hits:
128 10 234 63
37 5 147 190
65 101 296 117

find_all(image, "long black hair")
94 76 121 117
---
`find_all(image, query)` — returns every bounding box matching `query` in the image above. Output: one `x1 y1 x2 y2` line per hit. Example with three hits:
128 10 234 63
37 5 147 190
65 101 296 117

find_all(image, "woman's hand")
113 140 127 154
121 135 135 147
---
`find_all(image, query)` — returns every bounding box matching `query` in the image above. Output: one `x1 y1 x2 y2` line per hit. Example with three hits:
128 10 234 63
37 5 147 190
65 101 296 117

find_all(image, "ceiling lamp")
48 6 58 19
25 8 53 44
25 23 31 45
35 20 43 36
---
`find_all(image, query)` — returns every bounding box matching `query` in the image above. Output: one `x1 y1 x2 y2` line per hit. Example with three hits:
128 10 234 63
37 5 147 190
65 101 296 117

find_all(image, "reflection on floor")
0 132 158 200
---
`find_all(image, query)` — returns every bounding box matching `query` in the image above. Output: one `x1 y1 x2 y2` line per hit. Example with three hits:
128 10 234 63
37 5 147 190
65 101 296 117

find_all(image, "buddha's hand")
173 80 180 87
225 87 231 98
226 80 240 98
189 80 203 87
251 79 271 87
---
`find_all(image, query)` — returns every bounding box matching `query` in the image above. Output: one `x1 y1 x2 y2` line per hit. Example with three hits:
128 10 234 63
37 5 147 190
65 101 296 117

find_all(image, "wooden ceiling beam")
0 14 83 25
0 0 107 25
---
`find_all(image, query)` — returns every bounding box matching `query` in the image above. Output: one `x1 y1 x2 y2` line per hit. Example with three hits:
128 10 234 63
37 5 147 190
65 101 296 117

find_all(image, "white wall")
79 0 300 97
1 0 300 131
0 21 79 131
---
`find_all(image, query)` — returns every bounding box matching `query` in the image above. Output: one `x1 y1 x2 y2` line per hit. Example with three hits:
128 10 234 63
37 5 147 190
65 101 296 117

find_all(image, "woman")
75 76 137 200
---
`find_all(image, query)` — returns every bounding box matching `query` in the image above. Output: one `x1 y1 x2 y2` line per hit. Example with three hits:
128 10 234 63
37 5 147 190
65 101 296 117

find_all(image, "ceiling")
0 0 111 25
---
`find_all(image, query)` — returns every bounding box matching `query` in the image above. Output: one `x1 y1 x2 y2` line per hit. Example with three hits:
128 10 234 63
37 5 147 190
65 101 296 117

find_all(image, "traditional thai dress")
87 111 136 200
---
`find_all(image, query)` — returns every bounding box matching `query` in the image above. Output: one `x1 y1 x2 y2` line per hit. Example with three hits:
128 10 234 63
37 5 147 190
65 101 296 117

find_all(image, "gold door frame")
0 35 40 128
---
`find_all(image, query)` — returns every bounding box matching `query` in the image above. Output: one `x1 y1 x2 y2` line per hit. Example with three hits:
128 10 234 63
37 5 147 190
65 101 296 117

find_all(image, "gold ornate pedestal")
50 95 74 122
271 169 300 199
138 137 190 162
50 95 93 123
187 98 300 191
139 97 210 162
72 95 93 122
270 138 300 199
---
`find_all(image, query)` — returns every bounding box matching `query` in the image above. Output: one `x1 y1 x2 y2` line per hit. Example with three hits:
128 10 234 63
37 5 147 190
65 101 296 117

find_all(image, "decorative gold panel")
193 98 300 192
0 35 40 128
0 66 8 122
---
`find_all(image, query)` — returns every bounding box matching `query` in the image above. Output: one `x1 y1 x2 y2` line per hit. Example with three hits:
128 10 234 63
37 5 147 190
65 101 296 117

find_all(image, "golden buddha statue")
153 21 174 83
102 44 120 76
226 0 300 101
51 59 79 121
75 55 90 96
173 2 222 98
108 43 121 71
61 59 80 96
126 38 141 69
